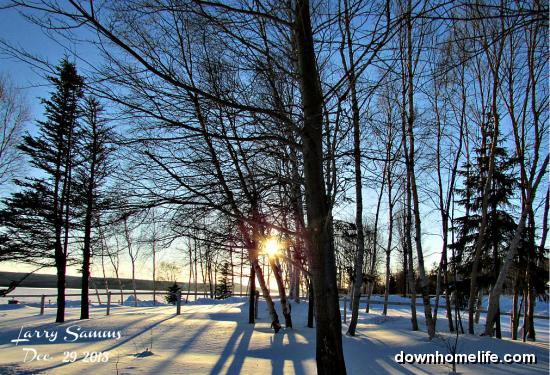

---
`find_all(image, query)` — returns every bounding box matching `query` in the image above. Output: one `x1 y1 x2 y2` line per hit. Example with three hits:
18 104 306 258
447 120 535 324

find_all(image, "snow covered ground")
0 296 547 374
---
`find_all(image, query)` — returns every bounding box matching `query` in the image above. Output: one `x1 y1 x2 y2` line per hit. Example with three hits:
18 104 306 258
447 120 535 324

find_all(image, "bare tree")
483 2 548 335
427 35 467 332
0 75 28 187
376 86 401 316
158 261 182 283
121 213 139 307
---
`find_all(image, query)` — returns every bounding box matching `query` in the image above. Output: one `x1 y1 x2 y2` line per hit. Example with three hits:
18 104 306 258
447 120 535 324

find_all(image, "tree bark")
253 257 281 332
383 223 392 316
341 0 365 336
249 264 256 324
123 216 138 307
511 284 519 340
307 278 314 328
80 103 100 319
404 0 435 339
270 256 292 328
404 174 418 331
295 1 346 372
79 158 95 319
365 173 385 314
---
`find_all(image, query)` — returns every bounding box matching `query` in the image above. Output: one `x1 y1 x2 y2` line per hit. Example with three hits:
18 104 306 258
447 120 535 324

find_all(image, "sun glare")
264 237 280 258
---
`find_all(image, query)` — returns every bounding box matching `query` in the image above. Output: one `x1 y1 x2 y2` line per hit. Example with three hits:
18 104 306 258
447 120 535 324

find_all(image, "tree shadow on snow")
209 322 255 374
33 314 178 373
235 330 311 375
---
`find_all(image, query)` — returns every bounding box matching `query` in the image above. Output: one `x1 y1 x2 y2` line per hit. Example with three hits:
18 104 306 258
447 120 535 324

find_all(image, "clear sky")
0 4 114 112
0 6 123 279
0 4 449 284
1 6 67 117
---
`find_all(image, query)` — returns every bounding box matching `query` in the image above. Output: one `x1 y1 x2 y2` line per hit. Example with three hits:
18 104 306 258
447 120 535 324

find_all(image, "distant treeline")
0 271 246 293
0 271 181 291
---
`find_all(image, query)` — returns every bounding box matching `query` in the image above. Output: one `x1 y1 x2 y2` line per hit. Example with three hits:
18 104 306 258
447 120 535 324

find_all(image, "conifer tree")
74 96 114 319
451 127 517 337
215 262 233 299
165 282 181 305
0 59 83 323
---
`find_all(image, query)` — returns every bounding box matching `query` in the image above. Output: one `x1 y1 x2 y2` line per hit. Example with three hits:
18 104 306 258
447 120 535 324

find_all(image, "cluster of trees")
0 1 547 373
0 60 115 321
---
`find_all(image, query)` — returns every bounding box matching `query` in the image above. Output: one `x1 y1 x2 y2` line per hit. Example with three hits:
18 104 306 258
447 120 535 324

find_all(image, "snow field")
0 296 547 374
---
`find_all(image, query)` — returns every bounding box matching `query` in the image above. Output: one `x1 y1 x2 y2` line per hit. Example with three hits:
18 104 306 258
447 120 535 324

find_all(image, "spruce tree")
165 282 181 305
215 262 233 299
0 59 83 323
451 127 517 337
74 96 114 319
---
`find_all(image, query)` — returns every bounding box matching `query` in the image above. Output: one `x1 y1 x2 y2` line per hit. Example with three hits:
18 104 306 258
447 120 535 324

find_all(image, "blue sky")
0 5 443 283
2 4 544 287
0 6 124 279
1 6 63 117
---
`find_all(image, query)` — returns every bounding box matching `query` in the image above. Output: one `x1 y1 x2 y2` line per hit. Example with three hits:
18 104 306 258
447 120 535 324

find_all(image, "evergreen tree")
0 59 83 323
74 96 115 319
165 282 181 305
450 126 517 337
215 262 233 299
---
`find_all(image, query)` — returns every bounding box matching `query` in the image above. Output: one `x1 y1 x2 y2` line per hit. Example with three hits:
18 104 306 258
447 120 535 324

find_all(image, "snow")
0 296 547 374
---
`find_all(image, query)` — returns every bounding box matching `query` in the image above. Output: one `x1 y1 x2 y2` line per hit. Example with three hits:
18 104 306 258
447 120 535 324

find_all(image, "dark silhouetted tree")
0 59 83 322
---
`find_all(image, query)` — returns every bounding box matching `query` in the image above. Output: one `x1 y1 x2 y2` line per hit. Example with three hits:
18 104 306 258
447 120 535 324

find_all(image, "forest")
0 1 547 374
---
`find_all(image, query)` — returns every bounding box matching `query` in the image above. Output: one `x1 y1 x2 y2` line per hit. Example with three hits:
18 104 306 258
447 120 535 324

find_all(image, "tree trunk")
491 210 502 339
511 284 519 340
249 264 256 324
80 127 97 319
404 188 418 331
399 16 418 332
433 211 454 332
54 148 68 323
444 272 454 332
194 240 198 298
253 258 281 332
270 257 292 328
525 210 537 340
295 1 346 372
80 195 92 319
383 246 391 316
90 276 101 304
55 186 68 323
187 243 193 301
474 288 483 324
339 0 365 337
383 170 394 317
55 257 66 323
526 285 536 341
307 278 314 328
152 237 157 306
495 299 502 339
115 268 123 304
404 0 435 339
402 232 408 297
365 174 385 314
123 217 138 307
289 157 305 304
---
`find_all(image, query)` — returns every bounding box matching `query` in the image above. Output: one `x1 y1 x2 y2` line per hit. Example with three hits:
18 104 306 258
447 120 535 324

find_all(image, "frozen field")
0 296 547 374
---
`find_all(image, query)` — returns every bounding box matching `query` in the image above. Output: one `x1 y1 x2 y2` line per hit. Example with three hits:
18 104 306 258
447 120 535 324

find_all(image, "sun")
264 237 280 258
